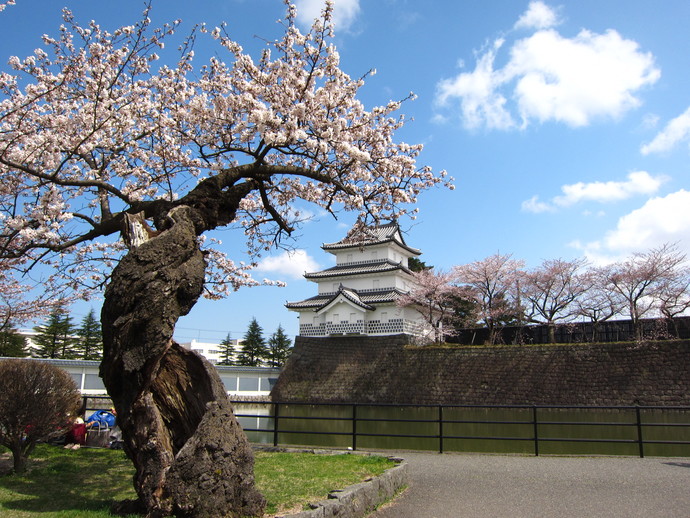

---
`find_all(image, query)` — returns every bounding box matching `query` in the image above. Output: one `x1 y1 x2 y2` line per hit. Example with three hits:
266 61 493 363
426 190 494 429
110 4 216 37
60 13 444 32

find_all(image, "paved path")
371 453 690 518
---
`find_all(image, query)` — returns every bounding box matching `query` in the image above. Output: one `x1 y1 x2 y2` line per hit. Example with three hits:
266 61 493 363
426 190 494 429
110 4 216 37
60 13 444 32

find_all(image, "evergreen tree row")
32 308 103 360
217 317 293 367
0 328 29 357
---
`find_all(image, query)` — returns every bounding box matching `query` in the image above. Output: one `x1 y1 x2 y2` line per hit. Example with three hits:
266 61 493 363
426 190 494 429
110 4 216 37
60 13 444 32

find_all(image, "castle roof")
285 287 407 312
318 285 376 313
322 222 420 255
304 259 413 281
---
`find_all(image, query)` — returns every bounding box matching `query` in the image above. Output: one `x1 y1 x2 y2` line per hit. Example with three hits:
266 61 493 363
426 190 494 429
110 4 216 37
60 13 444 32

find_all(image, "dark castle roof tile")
304 259 413 280
322 222 420 255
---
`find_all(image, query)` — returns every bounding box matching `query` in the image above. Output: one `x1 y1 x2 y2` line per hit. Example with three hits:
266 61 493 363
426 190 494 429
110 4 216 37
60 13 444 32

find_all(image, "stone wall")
270 335 690 406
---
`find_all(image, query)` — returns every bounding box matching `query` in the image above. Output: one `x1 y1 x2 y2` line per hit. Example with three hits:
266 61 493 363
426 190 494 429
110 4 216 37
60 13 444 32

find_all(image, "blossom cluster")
0 2 451 310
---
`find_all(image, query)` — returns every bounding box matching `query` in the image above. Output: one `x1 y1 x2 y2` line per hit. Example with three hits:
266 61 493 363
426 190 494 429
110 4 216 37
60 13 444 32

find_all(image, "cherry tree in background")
397 268 461 344
521 258 591 343
604 243 687 342
0 2 451 516
454 253 524 345
574 266 623 342
657 263 690 338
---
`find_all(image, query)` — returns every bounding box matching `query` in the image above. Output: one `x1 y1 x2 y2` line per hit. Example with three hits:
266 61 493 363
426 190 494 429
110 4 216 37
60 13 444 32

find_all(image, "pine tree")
0 328 28 357
33 309 76 359
237 318 267 367
217 333 236 366
266 325 292 368
76 309 103 360
408 257 433 272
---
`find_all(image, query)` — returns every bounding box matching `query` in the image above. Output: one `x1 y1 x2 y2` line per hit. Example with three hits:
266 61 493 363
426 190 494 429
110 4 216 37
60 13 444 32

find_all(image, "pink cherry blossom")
0 2 452 316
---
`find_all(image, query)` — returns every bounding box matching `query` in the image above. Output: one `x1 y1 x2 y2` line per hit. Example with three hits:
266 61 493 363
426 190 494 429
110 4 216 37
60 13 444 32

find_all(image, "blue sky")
2 0 690 342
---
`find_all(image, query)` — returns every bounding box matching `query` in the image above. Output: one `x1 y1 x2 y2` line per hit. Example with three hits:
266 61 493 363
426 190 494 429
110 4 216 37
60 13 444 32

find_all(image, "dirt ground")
0 452 13 475
0 451 51 475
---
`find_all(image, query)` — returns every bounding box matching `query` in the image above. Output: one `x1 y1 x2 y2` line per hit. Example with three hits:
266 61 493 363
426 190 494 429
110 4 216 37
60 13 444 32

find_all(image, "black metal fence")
233 401 690 458
81 396 690 457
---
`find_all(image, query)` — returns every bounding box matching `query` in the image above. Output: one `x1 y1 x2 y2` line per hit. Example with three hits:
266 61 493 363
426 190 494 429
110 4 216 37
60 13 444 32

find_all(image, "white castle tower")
286 222 426 337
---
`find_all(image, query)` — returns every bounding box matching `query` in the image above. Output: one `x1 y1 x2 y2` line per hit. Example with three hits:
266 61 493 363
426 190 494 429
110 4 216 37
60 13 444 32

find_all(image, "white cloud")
574 190 690 263
294 0 361 33
522 171 667 213
641 113 660 130
514 1 561 30
509 29 659 127
521 195 554 213
436 39 515 130
256 249 319 280
436 6 660 130
554 171 667 206
641 106 690 155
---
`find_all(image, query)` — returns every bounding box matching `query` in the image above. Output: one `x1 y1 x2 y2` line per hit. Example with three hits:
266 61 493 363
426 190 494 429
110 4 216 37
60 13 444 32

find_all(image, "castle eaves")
321 222 420 255
286 287 407 310
304 259 413 280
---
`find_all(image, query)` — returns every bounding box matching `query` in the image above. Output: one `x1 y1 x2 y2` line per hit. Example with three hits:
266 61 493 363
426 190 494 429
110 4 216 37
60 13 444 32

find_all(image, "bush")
0 359 81 474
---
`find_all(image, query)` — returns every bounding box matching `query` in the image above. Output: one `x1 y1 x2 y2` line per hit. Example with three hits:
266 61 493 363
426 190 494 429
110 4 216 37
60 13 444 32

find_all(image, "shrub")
0 359 81 473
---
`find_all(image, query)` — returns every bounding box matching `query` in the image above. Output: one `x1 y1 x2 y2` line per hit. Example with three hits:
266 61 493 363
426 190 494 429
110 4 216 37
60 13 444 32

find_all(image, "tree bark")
10 441 27 474
100 206 265 518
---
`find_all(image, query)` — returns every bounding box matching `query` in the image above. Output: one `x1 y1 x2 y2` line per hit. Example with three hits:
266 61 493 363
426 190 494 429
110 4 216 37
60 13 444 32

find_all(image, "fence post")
351 404 358 451
273 403 280 448
636 405 644 458
438 405 444 454
532 406 539 456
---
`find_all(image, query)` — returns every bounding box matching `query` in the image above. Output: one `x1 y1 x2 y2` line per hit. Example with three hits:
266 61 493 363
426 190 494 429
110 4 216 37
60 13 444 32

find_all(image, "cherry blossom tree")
0 263 66 334
657 264 690 338
574 266 623 342
454 253 524 345
397 268 461 344
521 258 590 343
0 1 14 14
0 2 450 515
604 243 687 342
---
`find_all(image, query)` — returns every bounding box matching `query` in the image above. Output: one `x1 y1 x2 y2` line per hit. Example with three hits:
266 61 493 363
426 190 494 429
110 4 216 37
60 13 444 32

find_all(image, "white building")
286 222 427 337
179 338 242 365
18 331 240 367
1 357 280 398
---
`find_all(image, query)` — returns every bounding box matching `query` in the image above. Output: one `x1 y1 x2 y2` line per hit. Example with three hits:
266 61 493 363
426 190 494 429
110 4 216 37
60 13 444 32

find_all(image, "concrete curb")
279 457 408 518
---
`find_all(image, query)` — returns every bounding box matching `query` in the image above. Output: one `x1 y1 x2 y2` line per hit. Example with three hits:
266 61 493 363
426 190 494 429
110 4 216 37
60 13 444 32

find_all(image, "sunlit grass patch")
0 444 394 517
255 451 394 515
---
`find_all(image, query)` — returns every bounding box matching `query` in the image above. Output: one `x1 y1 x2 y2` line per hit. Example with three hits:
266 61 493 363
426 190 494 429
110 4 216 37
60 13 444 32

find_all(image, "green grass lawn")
0 445 394 517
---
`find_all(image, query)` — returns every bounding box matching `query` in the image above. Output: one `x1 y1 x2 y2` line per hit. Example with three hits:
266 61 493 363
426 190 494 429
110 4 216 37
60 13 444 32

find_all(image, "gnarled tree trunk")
100 206 265 518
